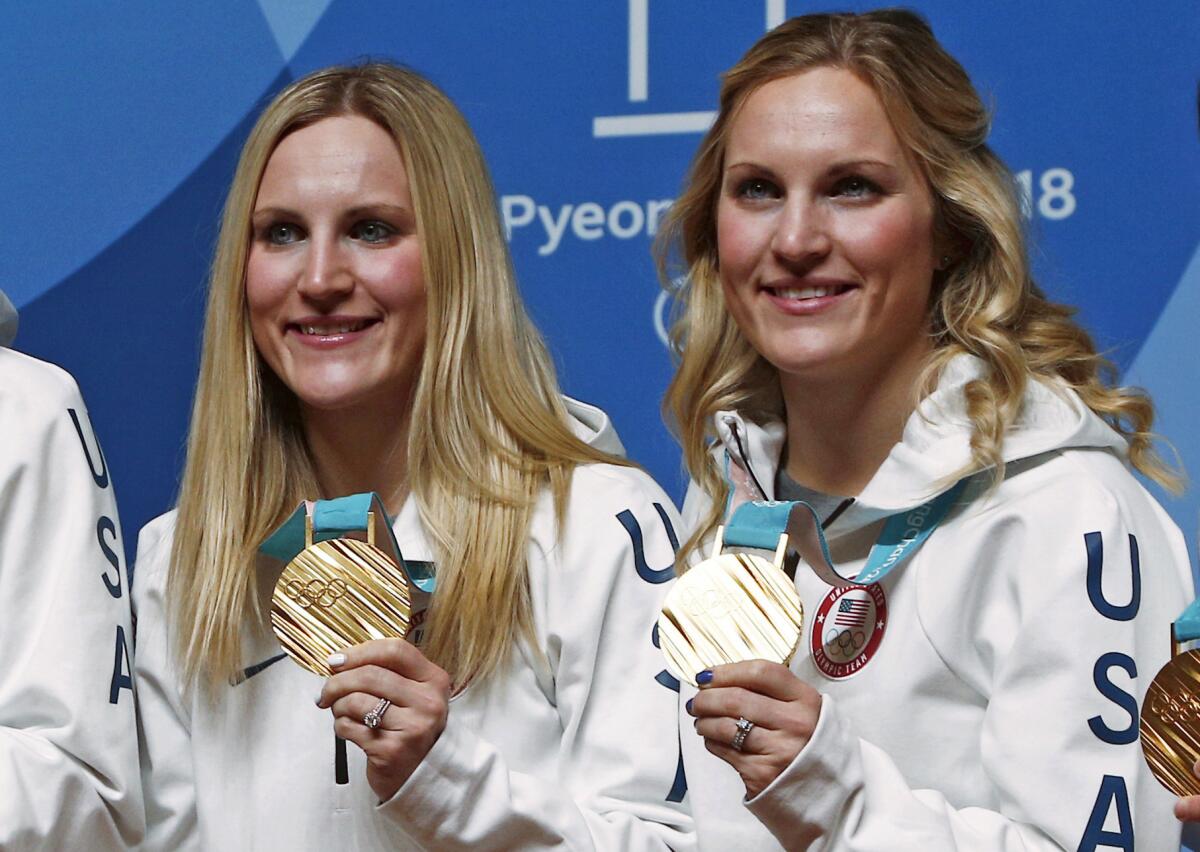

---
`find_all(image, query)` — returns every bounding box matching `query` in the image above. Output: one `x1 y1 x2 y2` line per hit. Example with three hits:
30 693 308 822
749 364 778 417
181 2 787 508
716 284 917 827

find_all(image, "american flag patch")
812 583 888 680
834 597 870 627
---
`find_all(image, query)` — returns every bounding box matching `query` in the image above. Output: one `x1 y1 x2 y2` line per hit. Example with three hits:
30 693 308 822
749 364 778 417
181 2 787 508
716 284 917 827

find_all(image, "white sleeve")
377 467 694 850
132 516 201 852
0 356 143 850
745 486 1189 851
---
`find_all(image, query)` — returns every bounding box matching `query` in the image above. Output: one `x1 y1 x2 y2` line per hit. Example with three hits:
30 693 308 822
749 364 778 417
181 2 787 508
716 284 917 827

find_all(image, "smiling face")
716 66 942 388
246 114 426 416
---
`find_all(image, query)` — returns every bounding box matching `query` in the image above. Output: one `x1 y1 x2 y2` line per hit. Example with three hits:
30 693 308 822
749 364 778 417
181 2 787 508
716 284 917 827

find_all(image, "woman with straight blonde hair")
662 10 1193 850
133 62 691 850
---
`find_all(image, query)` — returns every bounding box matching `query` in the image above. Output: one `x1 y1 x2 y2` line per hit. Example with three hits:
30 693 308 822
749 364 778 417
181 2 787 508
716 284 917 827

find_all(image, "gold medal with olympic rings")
658 527 804 687
1141 626 1200 796
270 512 411 676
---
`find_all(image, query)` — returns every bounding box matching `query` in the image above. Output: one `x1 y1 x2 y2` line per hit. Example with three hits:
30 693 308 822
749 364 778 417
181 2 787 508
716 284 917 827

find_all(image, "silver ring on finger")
363 697 391 729
732 716 755 752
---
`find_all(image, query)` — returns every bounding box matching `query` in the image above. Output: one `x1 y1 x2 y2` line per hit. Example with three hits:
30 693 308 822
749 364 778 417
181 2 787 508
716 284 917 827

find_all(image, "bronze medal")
658 527 804 687
270 513 411 676
1141 637 1200 796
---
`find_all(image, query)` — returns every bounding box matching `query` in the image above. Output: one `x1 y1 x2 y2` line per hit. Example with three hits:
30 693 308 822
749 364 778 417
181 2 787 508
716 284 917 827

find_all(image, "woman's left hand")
687 660 822 799
316 638 451 801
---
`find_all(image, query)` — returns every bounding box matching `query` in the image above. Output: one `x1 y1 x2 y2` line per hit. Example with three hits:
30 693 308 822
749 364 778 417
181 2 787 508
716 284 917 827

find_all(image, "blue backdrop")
4 1 1198 585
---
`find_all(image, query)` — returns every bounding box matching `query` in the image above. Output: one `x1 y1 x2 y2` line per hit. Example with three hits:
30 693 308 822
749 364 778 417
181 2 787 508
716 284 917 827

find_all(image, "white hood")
715 354 1129 520
564 395 626 456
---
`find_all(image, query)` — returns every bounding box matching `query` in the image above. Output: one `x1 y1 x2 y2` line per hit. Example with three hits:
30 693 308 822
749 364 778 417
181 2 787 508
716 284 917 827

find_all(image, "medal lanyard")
722 479 968 588
260 492 435 593
1173 599 1200 650
260 493 381 561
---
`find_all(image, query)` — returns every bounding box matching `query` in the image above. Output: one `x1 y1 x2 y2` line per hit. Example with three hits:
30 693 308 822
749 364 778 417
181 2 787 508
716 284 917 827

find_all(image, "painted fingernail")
685 698 694 715
327 652 346 668
696 670 713 685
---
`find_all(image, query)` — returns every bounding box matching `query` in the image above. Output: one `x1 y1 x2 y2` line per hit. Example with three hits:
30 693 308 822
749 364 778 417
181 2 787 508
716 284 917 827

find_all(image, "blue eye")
736 178 779 201
351 220 397 243
832 176 879 198
266 223 301 245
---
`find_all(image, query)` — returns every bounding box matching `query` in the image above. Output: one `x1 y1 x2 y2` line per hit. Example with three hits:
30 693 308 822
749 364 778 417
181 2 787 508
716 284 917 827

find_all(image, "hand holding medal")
316 638 451 801
659 508 816 798
669 487 965 797
262 493 448 800
658 524 805 686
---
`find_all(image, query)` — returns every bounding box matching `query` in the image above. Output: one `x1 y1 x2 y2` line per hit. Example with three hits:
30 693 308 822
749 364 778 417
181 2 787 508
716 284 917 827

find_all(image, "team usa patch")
811 583 887 679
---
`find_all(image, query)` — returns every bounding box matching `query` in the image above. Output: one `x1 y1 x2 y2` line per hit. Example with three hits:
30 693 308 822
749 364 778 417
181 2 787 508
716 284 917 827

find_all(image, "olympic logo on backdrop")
653 277 687 348
810 583 888 680
284 577 348 609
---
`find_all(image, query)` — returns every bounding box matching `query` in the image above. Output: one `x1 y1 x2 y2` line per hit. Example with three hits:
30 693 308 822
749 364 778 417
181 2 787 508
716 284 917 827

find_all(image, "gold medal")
1141 627 1200 796
658 526 804 687
270 512 411 676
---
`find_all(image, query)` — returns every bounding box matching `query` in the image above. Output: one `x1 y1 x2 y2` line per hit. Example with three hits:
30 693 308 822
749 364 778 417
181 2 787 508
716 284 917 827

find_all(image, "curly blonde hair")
659 9 1180 563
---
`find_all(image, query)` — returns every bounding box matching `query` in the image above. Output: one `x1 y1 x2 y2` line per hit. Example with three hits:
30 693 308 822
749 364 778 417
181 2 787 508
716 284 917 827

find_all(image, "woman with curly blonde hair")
133 62 691 850
662 10 1192 850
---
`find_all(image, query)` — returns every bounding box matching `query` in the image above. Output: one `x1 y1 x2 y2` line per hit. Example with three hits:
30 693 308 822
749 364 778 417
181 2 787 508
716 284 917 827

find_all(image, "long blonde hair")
659 10 1181 563
171 63 624 692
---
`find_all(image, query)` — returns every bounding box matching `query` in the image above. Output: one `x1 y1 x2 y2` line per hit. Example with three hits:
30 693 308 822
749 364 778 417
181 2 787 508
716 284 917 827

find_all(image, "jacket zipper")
335 736 348 785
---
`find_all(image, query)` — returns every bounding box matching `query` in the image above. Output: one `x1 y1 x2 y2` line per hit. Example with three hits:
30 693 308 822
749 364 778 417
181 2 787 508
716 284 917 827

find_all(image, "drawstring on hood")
727 419 769 501
725 415 855 529
711 354 1128 536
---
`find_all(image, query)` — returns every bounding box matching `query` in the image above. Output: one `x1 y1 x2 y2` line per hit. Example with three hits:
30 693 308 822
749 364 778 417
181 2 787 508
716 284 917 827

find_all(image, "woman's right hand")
687 660 823 798
1175 760 1200 822
316 639 452 802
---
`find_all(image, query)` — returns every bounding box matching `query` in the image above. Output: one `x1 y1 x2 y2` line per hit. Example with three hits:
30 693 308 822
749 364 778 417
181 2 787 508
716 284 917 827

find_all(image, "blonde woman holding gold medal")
659 10 1193 851
132 64 692 850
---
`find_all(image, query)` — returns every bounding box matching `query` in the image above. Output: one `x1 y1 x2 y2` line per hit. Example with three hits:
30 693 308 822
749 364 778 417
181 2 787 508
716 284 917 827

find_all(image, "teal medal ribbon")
1174 600 1200 645
260 492 435 604
723 479 968 588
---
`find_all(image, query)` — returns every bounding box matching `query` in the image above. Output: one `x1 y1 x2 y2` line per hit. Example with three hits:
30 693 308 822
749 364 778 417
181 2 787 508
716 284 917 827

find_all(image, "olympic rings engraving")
283 577 349 609
1151 688 1200 725
678 585 740 620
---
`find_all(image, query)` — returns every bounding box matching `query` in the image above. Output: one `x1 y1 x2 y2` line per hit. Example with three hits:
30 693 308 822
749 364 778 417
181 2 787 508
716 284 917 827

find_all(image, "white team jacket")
133 400 694 850
0 348 143 849
679 355 1194 851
